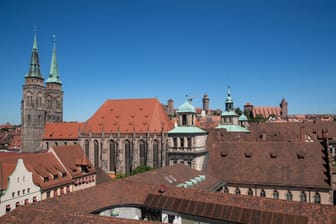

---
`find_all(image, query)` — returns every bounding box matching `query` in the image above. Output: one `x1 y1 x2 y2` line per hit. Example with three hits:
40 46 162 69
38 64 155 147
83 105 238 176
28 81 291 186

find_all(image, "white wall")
0 159 41 216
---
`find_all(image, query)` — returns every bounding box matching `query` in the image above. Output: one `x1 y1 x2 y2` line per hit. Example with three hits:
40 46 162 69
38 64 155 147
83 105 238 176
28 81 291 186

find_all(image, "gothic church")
21 33 63 152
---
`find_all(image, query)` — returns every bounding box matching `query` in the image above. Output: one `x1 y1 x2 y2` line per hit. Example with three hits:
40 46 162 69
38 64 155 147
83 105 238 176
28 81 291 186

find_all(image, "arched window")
27 114 31 126
248 188 253 196
180 138 184 149
187 137 192 150
38 115 42 125
56 99 61 109
314 192 321 204
235 187 241 195
260 189 266 197
125 140 131 175
94 140 99 167
140 140 146 166
109 140 116 172
153 139 159 169
47 96 52 109
84 140 89 157
300 191 307 202
286 191 293 200
273 190 279 199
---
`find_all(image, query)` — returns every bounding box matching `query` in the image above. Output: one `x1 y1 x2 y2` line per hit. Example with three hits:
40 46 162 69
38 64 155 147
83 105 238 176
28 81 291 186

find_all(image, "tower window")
182 114 187 125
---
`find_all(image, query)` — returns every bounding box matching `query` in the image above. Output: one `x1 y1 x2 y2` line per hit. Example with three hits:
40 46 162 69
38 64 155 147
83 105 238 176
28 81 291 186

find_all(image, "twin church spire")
22 30 64 152
26 31 62 84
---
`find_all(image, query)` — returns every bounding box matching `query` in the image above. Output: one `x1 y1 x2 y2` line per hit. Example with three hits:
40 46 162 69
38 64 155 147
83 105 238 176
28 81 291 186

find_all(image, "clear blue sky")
1 0 335 124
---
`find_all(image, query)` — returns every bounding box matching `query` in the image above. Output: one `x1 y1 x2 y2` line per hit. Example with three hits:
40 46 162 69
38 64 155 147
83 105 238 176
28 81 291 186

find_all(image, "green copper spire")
225 86 233 111
25 30 43 79
46 35 62 84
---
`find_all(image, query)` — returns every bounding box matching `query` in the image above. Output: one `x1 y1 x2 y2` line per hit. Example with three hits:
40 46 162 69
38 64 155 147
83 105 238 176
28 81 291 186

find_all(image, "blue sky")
1 0 335 124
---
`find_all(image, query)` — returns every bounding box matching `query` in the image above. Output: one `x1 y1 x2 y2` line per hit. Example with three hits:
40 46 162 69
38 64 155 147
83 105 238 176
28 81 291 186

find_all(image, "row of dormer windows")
223 187 321 204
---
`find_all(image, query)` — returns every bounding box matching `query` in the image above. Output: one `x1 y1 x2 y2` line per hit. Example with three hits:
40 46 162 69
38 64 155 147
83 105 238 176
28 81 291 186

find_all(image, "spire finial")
53 34 56 45
32 26 38 50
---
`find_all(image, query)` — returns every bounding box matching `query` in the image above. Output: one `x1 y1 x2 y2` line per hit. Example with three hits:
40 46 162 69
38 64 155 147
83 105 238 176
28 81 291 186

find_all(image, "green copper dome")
239 114 248 121
178 100 196 113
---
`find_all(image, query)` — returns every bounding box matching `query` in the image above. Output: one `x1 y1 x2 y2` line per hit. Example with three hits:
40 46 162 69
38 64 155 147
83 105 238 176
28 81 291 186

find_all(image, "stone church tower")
21 33 63 152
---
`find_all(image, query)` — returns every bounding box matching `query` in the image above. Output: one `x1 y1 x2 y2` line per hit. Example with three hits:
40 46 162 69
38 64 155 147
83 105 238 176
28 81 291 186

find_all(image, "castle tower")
280 97 288 118
202 93 209 115
45 35 63 122
21 32 46 152
167 98 174 117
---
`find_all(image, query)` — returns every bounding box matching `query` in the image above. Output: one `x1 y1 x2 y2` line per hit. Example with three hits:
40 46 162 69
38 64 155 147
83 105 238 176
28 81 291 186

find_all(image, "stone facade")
79 132 168 175
21 33 63 152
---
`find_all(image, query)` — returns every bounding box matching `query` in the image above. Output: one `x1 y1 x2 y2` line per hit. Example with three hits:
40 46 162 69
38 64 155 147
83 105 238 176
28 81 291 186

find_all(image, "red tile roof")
125 163 220 190
252 107 281 118
43 122 84 140
206 132 330 189
50 144 95 178
0 161 16 189
83 98 174 133
3 179 336 224
0 151 72 190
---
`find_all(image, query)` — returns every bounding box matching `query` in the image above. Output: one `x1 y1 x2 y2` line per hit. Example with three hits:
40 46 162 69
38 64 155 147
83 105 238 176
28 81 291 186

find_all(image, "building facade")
21 33 63 152
167 99 208 171
0 159 41 216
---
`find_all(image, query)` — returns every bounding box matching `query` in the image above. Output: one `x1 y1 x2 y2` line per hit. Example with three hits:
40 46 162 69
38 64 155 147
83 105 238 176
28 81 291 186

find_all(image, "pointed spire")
46 35 62 84
25 28 43 79
32 31 38 50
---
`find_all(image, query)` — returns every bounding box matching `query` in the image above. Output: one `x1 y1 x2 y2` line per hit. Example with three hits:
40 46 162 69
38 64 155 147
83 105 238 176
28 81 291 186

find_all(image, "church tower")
21 32 46 152
45 35 63 122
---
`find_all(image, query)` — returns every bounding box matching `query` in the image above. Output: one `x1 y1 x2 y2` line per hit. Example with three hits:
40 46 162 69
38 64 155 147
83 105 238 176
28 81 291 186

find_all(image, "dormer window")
297 151 305 159
53 175 58 180
270 152 277 159
44 177 49 182
244 152 252 158
80 165 89 173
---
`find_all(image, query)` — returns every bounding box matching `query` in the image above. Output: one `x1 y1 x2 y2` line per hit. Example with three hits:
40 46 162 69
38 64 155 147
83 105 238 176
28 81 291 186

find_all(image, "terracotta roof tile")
83 98 174 134
125 163 220 190
1 173 336 223
252 107 281 118
206 130 330 188
43 122 84 140
50 144 95 178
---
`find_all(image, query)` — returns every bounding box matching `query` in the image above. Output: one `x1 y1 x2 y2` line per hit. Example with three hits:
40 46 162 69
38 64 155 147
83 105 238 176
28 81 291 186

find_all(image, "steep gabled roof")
252 107 281 118
83 98 174 133
43 122 84 140
50 144 95 178
0 152 72 190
